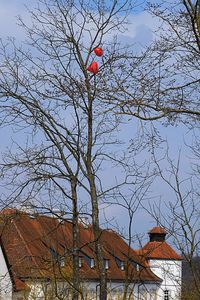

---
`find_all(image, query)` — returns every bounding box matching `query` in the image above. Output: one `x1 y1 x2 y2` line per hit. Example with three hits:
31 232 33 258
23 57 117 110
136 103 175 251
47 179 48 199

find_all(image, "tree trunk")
71 178 80 300
86 84 107 299
89 175 107 300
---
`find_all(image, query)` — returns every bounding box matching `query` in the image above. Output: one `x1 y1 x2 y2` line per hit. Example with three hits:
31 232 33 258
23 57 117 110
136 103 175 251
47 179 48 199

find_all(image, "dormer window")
79 257 82 268
49 247 59 260
83 254 95 268
48 246 66 267
129 258 140 271
60 257 65 267
90 258 95 268
104 259 109 270
120 261 125 271
114 256 125 271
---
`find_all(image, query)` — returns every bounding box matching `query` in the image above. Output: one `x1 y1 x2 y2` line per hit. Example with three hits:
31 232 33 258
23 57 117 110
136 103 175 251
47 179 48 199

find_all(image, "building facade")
0 209 182 299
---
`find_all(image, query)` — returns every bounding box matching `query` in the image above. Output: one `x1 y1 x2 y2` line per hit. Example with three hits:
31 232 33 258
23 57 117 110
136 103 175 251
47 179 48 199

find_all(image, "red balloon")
87 61 99 74
94 47 103 57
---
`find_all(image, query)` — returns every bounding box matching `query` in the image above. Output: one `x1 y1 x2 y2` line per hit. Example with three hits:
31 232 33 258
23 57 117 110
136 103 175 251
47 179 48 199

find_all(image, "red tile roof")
1 208 18 215
138 241 182 261
148 227 167 235
0 209 162 290
13 277 29 292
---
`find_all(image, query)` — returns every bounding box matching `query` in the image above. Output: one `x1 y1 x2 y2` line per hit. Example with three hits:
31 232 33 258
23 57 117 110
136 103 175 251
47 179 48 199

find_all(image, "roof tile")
139 241 182 260
0 209 163 290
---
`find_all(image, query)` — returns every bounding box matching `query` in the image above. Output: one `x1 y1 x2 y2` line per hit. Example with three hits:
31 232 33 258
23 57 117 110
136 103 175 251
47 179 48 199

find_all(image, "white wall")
68 281 160 300
0 257 181 300
0 246 12 300
11 280 160 300
149 259 182 299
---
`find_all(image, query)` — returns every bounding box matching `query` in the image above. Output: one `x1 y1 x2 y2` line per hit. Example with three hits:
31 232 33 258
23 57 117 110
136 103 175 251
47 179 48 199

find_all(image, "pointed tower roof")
137 227 182 261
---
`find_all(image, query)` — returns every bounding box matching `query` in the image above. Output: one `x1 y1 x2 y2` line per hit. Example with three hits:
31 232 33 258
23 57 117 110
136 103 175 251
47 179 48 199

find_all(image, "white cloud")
0 1 160 50
126 12 160 38
117 11 161 48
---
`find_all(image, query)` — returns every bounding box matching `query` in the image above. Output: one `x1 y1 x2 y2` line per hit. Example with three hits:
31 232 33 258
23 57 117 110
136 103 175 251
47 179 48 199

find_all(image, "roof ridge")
12 218 41 270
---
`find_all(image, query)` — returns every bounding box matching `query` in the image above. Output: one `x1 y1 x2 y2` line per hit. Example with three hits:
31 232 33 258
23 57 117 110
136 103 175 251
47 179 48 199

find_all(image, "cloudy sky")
0 0 159 41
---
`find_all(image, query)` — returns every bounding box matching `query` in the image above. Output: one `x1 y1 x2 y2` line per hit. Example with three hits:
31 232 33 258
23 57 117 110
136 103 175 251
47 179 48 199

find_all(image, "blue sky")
0 0 195 243
0 0 31 38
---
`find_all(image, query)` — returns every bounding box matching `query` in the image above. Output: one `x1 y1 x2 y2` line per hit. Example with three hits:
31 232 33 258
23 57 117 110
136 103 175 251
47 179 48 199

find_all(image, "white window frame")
79 257 82 268
120 261 125 270
104 259 109 270
90 258 95 268
60 257 65 267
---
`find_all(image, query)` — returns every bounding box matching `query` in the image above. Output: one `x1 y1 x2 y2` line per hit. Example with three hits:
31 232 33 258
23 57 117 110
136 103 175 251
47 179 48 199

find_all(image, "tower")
141 227 182 300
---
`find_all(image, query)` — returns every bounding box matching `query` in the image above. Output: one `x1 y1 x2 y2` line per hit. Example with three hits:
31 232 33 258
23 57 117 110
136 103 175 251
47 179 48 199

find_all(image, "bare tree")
107 0 200 123
0 0 200 299
0 0 139 299
147 143 200 299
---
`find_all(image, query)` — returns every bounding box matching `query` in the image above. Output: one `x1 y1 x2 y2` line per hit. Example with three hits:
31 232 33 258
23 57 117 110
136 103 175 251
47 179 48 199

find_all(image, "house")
136 227 182 299
0 208 182 299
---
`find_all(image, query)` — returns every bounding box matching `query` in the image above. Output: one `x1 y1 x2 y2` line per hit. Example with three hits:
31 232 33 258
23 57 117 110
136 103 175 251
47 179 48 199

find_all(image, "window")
164 290 169 300
82 287 88 299
120 261 125 270
129 258 140 271
104 259 109 269
112 289 118 299
150 289 157 300
48 246 66 267
90 288 95 300
114 256 123 270
128 287 134 300
83 254 90 266
60 257 65 267
116 288 123 299
49 247 59 260
58 287 69 297
90 258 95 268
139 289 147 300
79 257 82 268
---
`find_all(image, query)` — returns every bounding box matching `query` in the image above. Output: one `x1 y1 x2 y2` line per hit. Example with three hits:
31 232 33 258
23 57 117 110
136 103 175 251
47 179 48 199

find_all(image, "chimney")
148 227 167 242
